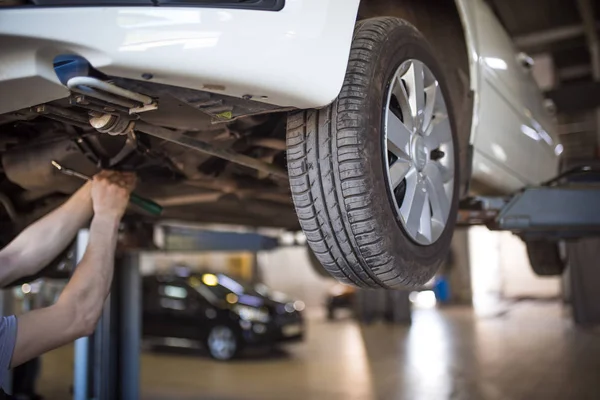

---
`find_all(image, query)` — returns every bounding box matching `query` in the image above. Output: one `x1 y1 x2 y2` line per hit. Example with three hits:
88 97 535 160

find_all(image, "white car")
0 0 559 287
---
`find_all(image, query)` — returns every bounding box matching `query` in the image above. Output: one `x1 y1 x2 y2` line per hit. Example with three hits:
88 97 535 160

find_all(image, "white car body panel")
458 0 560 192
0 0 361 114
0 0 559 194
454 0 480 102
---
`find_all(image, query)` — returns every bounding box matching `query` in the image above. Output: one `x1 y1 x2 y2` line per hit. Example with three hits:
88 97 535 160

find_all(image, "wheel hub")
412 136 428 171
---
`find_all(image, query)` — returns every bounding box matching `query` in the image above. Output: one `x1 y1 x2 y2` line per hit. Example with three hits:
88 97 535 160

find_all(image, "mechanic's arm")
9 171 135 368
0 182 93 286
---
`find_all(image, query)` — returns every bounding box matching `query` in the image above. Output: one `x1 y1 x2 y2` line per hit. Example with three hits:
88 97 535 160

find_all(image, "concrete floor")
37 302 600 400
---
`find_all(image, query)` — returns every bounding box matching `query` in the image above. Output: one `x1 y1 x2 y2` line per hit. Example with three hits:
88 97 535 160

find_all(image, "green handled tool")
128 193 163 216
51 160 163 216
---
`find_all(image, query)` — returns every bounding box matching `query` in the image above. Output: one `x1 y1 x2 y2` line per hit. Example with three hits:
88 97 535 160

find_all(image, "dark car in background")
142 273 304 361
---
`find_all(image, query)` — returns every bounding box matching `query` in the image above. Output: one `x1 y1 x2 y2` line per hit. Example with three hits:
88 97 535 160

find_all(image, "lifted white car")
0 0 561 287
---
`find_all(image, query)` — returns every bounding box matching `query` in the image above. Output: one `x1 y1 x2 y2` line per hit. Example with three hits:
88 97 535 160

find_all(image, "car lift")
72 224 279 400
457 166 600 240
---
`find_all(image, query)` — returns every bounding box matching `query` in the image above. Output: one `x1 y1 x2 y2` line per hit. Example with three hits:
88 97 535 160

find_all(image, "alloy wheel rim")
383 59 455 246
208 326 236 360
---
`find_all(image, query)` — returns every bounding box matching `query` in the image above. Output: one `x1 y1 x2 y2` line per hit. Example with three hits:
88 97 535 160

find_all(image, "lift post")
119 252 141 400
73 229 90 400
72 229 142 400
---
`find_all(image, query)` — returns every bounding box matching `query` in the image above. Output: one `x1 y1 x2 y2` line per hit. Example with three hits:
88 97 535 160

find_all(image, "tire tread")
287 17 450 288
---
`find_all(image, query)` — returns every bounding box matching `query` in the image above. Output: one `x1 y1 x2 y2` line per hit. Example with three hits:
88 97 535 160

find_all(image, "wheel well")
357 0 473 197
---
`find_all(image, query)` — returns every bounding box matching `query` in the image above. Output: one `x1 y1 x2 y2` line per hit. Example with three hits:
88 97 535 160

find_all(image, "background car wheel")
286 17 459 288
206 325 239 361
525 240 566 276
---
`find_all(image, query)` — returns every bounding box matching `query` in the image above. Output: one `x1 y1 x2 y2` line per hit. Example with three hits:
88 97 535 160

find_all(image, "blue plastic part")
53 55 91 85
433 276 451 303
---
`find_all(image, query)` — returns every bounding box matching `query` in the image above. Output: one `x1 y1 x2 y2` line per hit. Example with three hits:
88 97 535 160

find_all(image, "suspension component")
134 121 288 180
89 113 135 136
86 112 287 179
66 76 157 114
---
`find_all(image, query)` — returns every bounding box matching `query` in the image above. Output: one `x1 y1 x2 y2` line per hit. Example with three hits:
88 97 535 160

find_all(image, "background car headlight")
234 305 270 323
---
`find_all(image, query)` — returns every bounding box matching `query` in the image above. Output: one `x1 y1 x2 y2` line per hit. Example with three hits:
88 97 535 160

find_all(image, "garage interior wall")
258 247 333 309
469 227 560 305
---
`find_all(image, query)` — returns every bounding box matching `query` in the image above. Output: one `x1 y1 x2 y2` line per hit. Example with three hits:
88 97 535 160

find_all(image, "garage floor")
38 302 600 400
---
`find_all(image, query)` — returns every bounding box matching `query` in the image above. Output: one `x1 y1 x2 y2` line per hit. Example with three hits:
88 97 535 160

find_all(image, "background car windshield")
189 273 259 300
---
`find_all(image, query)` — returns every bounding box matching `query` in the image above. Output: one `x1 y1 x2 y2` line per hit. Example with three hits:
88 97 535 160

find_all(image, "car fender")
454 0 481 146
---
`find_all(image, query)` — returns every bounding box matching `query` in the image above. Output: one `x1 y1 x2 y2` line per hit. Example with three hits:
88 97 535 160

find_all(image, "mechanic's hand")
91 171 137 220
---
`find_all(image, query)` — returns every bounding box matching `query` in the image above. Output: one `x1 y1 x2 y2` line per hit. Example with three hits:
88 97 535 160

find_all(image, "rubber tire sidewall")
343 20 459 286
287 18 460 288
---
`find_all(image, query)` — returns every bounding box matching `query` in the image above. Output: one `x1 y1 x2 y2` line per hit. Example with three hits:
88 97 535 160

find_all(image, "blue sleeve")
0 315 17 390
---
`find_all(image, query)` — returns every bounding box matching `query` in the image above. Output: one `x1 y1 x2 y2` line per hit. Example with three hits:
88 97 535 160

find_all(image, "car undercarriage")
0 57 301 233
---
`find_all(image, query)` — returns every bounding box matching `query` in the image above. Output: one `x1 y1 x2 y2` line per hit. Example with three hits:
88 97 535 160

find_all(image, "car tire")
206 325 240 361
526 240 566 276
286 17 459 288
307 248 334 279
